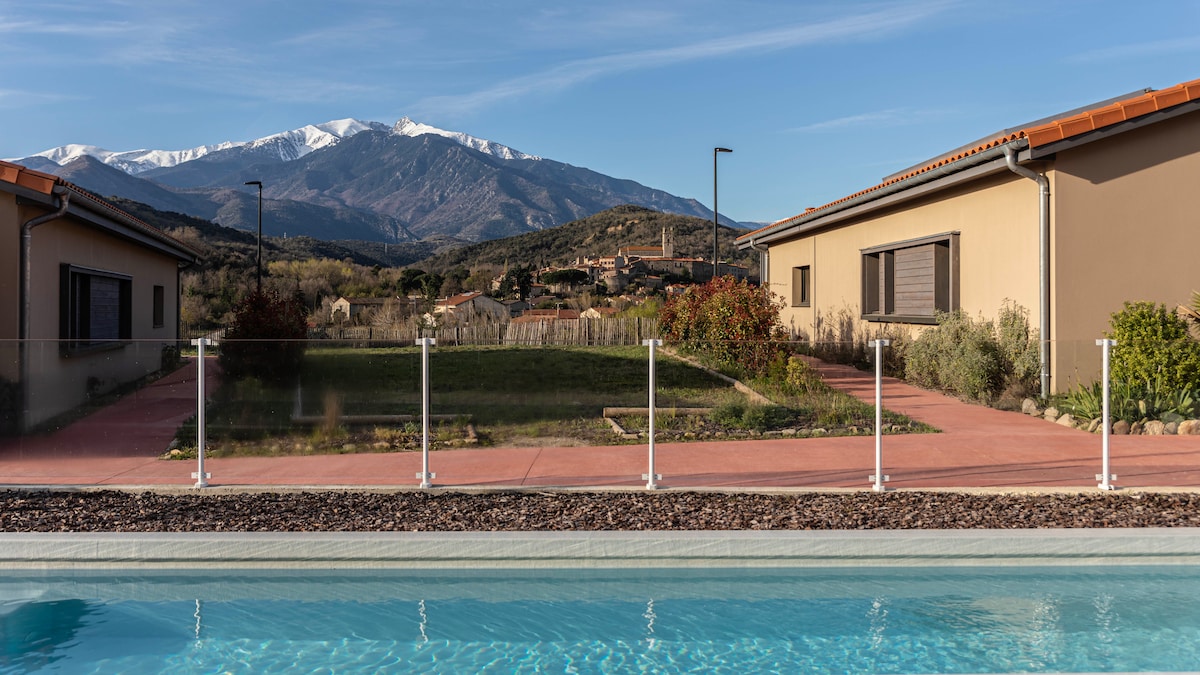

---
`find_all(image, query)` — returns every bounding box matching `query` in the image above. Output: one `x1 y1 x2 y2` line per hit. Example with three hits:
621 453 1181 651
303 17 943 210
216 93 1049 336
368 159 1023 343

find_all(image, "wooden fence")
309 317 660 347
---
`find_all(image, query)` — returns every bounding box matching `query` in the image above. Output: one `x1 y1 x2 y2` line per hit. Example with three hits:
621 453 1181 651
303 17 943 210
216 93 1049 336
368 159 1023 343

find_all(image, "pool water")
3 566 1200 673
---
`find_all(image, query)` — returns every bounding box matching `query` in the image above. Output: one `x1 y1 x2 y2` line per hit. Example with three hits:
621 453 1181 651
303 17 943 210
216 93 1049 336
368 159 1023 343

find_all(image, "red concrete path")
1 356 1197 490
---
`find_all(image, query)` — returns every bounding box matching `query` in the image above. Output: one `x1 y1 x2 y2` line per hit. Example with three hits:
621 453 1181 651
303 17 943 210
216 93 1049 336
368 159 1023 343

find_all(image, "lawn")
176 344 929 458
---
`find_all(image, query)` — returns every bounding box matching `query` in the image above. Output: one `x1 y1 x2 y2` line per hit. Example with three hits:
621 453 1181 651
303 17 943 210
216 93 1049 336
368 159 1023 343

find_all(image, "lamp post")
712 147 732 280
244 180 263 292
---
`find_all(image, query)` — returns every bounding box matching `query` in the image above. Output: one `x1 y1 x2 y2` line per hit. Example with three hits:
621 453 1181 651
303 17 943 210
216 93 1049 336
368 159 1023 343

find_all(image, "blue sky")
2 0 1198 225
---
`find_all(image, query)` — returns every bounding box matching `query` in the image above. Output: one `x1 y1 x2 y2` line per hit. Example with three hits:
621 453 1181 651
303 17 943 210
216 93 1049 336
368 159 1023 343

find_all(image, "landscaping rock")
3 490 1200 532
1043 406 1060 421
1021 398 1041 415
1056 413 1076 428
1145 420 1166 436
1165 421 1179 435
1179 420 1200 435
1112 419 1131 435
1087 418 1102 433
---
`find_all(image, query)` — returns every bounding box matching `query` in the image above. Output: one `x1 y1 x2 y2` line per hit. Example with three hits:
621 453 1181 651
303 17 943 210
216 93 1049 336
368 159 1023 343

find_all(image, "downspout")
1003 146 1050 399
19 187 72 430
747 239 769 288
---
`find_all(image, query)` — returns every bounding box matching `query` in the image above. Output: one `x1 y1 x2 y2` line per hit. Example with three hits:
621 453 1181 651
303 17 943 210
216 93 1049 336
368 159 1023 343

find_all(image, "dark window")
60 265 132 351
153 285 165 328
791 266 811 307
862 233 958 323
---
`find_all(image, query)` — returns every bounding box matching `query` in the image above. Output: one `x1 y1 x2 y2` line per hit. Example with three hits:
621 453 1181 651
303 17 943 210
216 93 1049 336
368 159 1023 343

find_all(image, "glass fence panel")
1 334 1197 488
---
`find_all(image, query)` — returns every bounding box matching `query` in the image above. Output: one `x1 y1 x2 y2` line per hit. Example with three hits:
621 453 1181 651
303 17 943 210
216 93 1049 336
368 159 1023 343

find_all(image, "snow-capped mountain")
17 117 537 175
24 141 241 175
13 117 726 244
392 117 540 161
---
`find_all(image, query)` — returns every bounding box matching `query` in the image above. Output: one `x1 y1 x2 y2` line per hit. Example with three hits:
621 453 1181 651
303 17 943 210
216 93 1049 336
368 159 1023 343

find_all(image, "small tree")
659 276 786 376
219 289 308 383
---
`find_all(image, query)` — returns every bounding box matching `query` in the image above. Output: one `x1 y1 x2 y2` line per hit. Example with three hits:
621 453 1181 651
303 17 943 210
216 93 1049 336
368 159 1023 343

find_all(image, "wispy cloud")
0 17 134 37
0 88 78 109
1067 36 1200 63
414 1 957 116
787 109 910 133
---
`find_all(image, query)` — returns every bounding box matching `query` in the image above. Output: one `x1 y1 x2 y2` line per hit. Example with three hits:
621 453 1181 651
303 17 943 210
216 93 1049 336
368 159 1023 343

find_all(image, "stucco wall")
1050 112 1200 389
766 173 1042 348
23 215 182 427
0 195 20 383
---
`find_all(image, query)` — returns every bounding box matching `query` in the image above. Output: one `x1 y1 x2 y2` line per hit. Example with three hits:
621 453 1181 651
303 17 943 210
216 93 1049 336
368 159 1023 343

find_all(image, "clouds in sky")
413 2 956 117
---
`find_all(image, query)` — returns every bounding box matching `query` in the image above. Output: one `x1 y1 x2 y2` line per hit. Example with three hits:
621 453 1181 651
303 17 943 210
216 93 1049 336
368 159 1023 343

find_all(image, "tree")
659 277 786 375
498 265 533 301
541 268 590 286
218 289 308 383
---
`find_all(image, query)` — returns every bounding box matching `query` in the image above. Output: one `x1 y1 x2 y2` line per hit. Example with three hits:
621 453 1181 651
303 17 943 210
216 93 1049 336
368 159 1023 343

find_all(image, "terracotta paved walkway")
1 356 1197 491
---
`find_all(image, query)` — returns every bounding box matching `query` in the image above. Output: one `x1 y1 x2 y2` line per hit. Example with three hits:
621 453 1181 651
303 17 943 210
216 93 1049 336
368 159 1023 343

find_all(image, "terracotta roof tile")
1024 79 1200 148
0 159 58 194
740 76 1200 242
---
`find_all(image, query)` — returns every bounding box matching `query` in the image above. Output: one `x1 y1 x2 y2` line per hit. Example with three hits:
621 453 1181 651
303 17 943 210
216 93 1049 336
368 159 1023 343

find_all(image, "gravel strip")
3 490 1200 532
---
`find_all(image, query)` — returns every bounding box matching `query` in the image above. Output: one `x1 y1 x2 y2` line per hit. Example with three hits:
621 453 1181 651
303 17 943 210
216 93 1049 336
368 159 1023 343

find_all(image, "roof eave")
738 140 1030 248
64 185 203 266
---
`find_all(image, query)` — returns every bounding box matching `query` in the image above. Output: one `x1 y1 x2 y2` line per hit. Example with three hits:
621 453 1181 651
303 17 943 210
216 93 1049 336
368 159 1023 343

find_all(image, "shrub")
785 356 820 395
709 400 789 431
1107 301 1200 394
996 301 1040 386
902 302 1041 404
904 311 1000 402
659 276 787 376
219 289 308 383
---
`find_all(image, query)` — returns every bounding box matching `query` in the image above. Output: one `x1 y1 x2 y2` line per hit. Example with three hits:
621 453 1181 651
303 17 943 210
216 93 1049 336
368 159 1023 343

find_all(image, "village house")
737 77 1200 395
330 296 390 323
512 308 581 324
1 160 201 433
432 291 508 324
581 306 620 319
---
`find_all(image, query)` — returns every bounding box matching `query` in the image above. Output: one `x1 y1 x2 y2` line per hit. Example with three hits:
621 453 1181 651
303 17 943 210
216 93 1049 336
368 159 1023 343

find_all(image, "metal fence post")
416 337 436 488
191 338 212 488
1096 338 1117 490
642 339 663 489
869 339 890 492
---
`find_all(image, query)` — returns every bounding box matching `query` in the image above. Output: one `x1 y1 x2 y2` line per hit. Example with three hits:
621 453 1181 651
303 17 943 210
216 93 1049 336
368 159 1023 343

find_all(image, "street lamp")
244 180 263 292
713 147 732 280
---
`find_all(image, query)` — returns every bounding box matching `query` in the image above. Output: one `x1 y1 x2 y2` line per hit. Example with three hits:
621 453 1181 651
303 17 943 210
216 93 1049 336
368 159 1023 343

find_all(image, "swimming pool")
5 564 1200 673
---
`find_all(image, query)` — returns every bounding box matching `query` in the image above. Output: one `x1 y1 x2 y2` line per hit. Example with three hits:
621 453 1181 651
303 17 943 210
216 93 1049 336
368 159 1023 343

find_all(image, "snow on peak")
21 141 240 174
13 117 534 174
247 118 391 160
392 117 539 161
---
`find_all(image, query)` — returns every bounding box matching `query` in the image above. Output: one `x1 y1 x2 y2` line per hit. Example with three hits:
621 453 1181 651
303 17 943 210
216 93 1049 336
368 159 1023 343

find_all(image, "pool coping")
2 528 1200 569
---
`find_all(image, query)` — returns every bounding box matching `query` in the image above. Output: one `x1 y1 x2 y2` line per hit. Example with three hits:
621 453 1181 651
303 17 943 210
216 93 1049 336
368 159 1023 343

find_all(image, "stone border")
2 529 1199 569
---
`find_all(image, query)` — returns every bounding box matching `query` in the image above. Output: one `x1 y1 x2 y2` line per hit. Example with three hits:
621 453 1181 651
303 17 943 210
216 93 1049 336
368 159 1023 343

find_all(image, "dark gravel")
2 490 1199 532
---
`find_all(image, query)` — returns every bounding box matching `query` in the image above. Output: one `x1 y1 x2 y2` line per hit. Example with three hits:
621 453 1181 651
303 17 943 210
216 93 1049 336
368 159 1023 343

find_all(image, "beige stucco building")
738 78 1200 395
1 161 200 432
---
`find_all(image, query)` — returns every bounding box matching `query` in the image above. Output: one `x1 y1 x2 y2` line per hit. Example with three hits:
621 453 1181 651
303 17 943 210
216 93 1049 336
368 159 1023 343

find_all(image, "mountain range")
12 118 737 245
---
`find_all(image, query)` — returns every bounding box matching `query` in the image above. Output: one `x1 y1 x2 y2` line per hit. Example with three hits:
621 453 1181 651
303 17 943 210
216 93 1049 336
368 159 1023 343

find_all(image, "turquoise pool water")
3 566 1199 673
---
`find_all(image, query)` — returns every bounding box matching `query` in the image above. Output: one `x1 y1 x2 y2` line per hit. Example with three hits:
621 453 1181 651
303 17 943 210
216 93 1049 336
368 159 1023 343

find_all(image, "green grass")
178 344 931 457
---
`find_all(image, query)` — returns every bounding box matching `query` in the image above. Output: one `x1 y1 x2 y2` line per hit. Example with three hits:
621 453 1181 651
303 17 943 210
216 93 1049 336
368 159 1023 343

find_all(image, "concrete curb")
2 528 1199 569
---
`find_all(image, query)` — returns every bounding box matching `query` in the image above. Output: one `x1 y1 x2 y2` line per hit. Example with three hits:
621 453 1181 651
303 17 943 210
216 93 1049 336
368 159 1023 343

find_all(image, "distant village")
331 227 749 327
